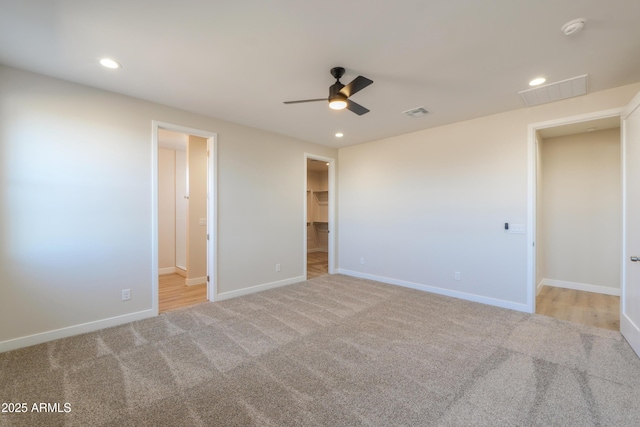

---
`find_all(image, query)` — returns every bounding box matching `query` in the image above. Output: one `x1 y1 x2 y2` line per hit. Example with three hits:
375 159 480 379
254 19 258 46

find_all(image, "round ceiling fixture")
529 77 546 86
328 94 347 110
99 58 121 69
335 132 344 138
561 18 586 36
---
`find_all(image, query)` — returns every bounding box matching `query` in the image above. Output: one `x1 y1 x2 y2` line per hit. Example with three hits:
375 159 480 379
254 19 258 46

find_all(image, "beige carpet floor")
1 274 640 426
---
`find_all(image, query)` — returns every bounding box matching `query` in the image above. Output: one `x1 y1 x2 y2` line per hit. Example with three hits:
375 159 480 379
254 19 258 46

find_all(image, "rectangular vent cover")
518 74 588 107
403 106 430 117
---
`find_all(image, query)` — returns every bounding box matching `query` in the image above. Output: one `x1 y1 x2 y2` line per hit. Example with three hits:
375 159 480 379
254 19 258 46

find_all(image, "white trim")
527 122 537 313
0 310 155 353
621 89 640 357
303 153 336 279
152 121 218 310
337 269 530 313
159 267 176 275
536 279 545 296
207 136 218 302
216 276 306 301
186 276 207 286
621 313 640 356
621 100 628 341
540 278 620 296
527 107 624 315
151 123 159 316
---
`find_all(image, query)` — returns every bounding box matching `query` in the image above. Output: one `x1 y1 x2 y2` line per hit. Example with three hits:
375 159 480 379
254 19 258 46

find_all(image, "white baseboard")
186 276 207 286
159 267 176 275
537 280 545 296
541 278 620 296
337 269 529 313
0 309 155 353
175 267 187 278
216 276 306 301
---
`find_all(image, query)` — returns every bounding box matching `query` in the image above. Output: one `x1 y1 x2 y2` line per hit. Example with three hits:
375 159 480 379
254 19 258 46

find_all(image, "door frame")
152 120 218 315
304 153 336 278
526 107 624 314
621 90 640 355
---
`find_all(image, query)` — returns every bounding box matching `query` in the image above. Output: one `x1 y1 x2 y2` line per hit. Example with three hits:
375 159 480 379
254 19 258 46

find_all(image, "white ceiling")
1 0 639 148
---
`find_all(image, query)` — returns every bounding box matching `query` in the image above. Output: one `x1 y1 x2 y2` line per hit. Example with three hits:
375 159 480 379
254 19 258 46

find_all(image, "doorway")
152 121 217 315
304 154 336 280
528 110 623 330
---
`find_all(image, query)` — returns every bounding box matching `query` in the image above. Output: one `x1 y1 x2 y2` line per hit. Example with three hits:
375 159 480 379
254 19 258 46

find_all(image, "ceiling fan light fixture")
284 67 372 115
329 95 347 110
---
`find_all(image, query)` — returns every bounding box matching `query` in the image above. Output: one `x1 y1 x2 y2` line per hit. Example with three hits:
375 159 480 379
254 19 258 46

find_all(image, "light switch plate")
509 224 526 234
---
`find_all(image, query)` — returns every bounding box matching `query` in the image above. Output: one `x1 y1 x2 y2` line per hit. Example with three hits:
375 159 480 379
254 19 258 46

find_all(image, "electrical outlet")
454 272 461 281
360 257 365 265
275 264 281 272
122 289 131 301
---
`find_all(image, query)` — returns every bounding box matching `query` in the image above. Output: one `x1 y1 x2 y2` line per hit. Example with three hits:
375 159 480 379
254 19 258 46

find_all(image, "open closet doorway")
153 121 217 314
305 154 336 280
529 112 622 330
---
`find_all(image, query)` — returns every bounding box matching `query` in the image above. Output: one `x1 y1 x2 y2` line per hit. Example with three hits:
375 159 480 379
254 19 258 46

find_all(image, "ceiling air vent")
518 74 588 107
403 106 429 117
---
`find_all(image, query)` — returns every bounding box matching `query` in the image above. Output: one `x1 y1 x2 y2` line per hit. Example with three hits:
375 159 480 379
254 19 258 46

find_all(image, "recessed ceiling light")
529 77 546 86
99 58 121 69
335 132 344 138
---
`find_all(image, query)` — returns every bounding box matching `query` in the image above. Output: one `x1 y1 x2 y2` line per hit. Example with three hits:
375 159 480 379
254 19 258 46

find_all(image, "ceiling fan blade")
346 99 369 115
339 76 373 98
283 98 326 104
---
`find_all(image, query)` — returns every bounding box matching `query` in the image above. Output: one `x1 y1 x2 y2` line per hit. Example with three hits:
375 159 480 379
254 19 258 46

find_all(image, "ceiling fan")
284 67 373 115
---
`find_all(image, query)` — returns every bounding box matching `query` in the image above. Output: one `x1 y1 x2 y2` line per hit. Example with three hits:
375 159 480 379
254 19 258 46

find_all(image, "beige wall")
540 128 621 290
0 65 337 349
187 135 208 280
338 82 640 309
158 148 176 270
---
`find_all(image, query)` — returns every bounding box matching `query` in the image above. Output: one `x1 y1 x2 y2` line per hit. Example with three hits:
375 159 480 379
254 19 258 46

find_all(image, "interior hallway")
160 252 329 313
159 273 207 313
536 286 620 331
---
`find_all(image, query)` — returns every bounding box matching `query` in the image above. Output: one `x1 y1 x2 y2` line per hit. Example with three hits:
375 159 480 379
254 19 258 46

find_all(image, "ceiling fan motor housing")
330 67 346 80
329 81 346 99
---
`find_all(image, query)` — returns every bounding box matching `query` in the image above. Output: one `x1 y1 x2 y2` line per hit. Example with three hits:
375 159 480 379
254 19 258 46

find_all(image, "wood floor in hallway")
160 252 329 312
307 251 328 280
536 285 620 331
159 273 207 313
